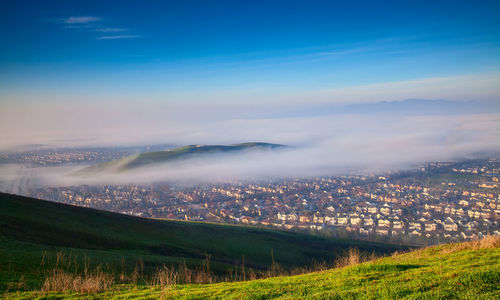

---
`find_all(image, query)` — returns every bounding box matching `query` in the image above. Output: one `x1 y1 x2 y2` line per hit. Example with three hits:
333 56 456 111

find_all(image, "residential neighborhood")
29 158 500 245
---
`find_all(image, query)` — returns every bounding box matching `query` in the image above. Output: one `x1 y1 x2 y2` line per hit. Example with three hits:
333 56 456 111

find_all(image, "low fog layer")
1 99 499 150
0 100 499 190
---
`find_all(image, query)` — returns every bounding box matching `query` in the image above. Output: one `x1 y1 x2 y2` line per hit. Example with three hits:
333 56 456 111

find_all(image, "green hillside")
5 235 499 299
79 142 287 173
0 192 400 293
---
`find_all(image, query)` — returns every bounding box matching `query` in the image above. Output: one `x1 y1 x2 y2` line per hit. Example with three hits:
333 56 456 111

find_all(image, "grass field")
0 192 402 293
4 235 499 299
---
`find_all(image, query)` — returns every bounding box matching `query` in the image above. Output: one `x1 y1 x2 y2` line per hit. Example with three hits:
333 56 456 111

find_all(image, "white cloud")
57 16 138 39
93 28 127 33
96 35 140 40
62 16 101 24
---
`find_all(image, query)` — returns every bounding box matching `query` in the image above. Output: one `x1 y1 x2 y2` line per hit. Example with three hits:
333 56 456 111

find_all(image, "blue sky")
1 0 500 105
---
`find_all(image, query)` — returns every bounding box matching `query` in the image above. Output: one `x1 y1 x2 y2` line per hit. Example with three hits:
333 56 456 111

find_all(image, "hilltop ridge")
78 142 287 173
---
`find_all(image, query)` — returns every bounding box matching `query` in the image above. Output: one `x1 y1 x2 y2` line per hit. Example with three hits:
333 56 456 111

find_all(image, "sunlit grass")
4 236 499 299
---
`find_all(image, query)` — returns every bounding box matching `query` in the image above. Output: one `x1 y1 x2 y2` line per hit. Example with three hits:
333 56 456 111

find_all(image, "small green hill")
0 193 400 293
79 142 287 173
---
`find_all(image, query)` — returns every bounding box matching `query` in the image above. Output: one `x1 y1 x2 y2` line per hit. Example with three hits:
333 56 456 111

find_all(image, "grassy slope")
9 239 498 299
0 193 400 291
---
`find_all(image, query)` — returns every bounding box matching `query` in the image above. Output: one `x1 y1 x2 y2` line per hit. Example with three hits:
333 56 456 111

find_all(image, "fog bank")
0 101 499 188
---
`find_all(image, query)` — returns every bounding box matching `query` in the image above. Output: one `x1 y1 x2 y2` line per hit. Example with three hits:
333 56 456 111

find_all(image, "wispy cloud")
96 35 141 40
93 28 127 33
61 16 101 24
56 16 140 40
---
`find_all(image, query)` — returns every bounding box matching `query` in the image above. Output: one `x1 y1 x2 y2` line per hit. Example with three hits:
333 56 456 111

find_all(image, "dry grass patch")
41 269 114 293
441 235 500 254
475 235 500 249
335 248 378 268
148 266 178 289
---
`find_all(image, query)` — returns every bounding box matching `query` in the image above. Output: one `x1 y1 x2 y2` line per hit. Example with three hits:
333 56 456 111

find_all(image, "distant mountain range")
78 142 287 174
332 99 500 116
222 99 500 120
295 99 500 118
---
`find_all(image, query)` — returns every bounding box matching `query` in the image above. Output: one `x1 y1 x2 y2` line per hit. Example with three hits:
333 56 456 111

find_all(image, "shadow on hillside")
353 263 422 273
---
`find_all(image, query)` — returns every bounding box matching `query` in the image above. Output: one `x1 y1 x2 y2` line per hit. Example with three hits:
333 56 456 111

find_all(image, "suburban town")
19 154 499 246
0 144 174 166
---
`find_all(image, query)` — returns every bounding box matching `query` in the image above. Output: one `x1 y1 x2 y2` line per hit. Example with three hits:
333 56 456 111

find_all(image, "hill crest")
78 142 287 173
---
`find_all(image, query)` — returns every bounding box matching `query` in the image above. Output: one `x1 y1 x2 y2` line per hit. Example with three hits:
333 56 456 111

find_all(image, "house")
337 216 348 225
350 217 362 225
312 224 324 230
442 217 457 231
363 218 375 226
367 205 378 214
378 219 391 228
380 203 391 215
313 213 324 224
408 222 421 231
299 215 311 223
392 220 404 229
240 216 256 225
424 221 438 232
465 221 479 230
297 223 309 229
460 231 477 240
359 227 371 235
260 219 272 226
459 199 469 207
392 205 403 215
409 230 422 236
